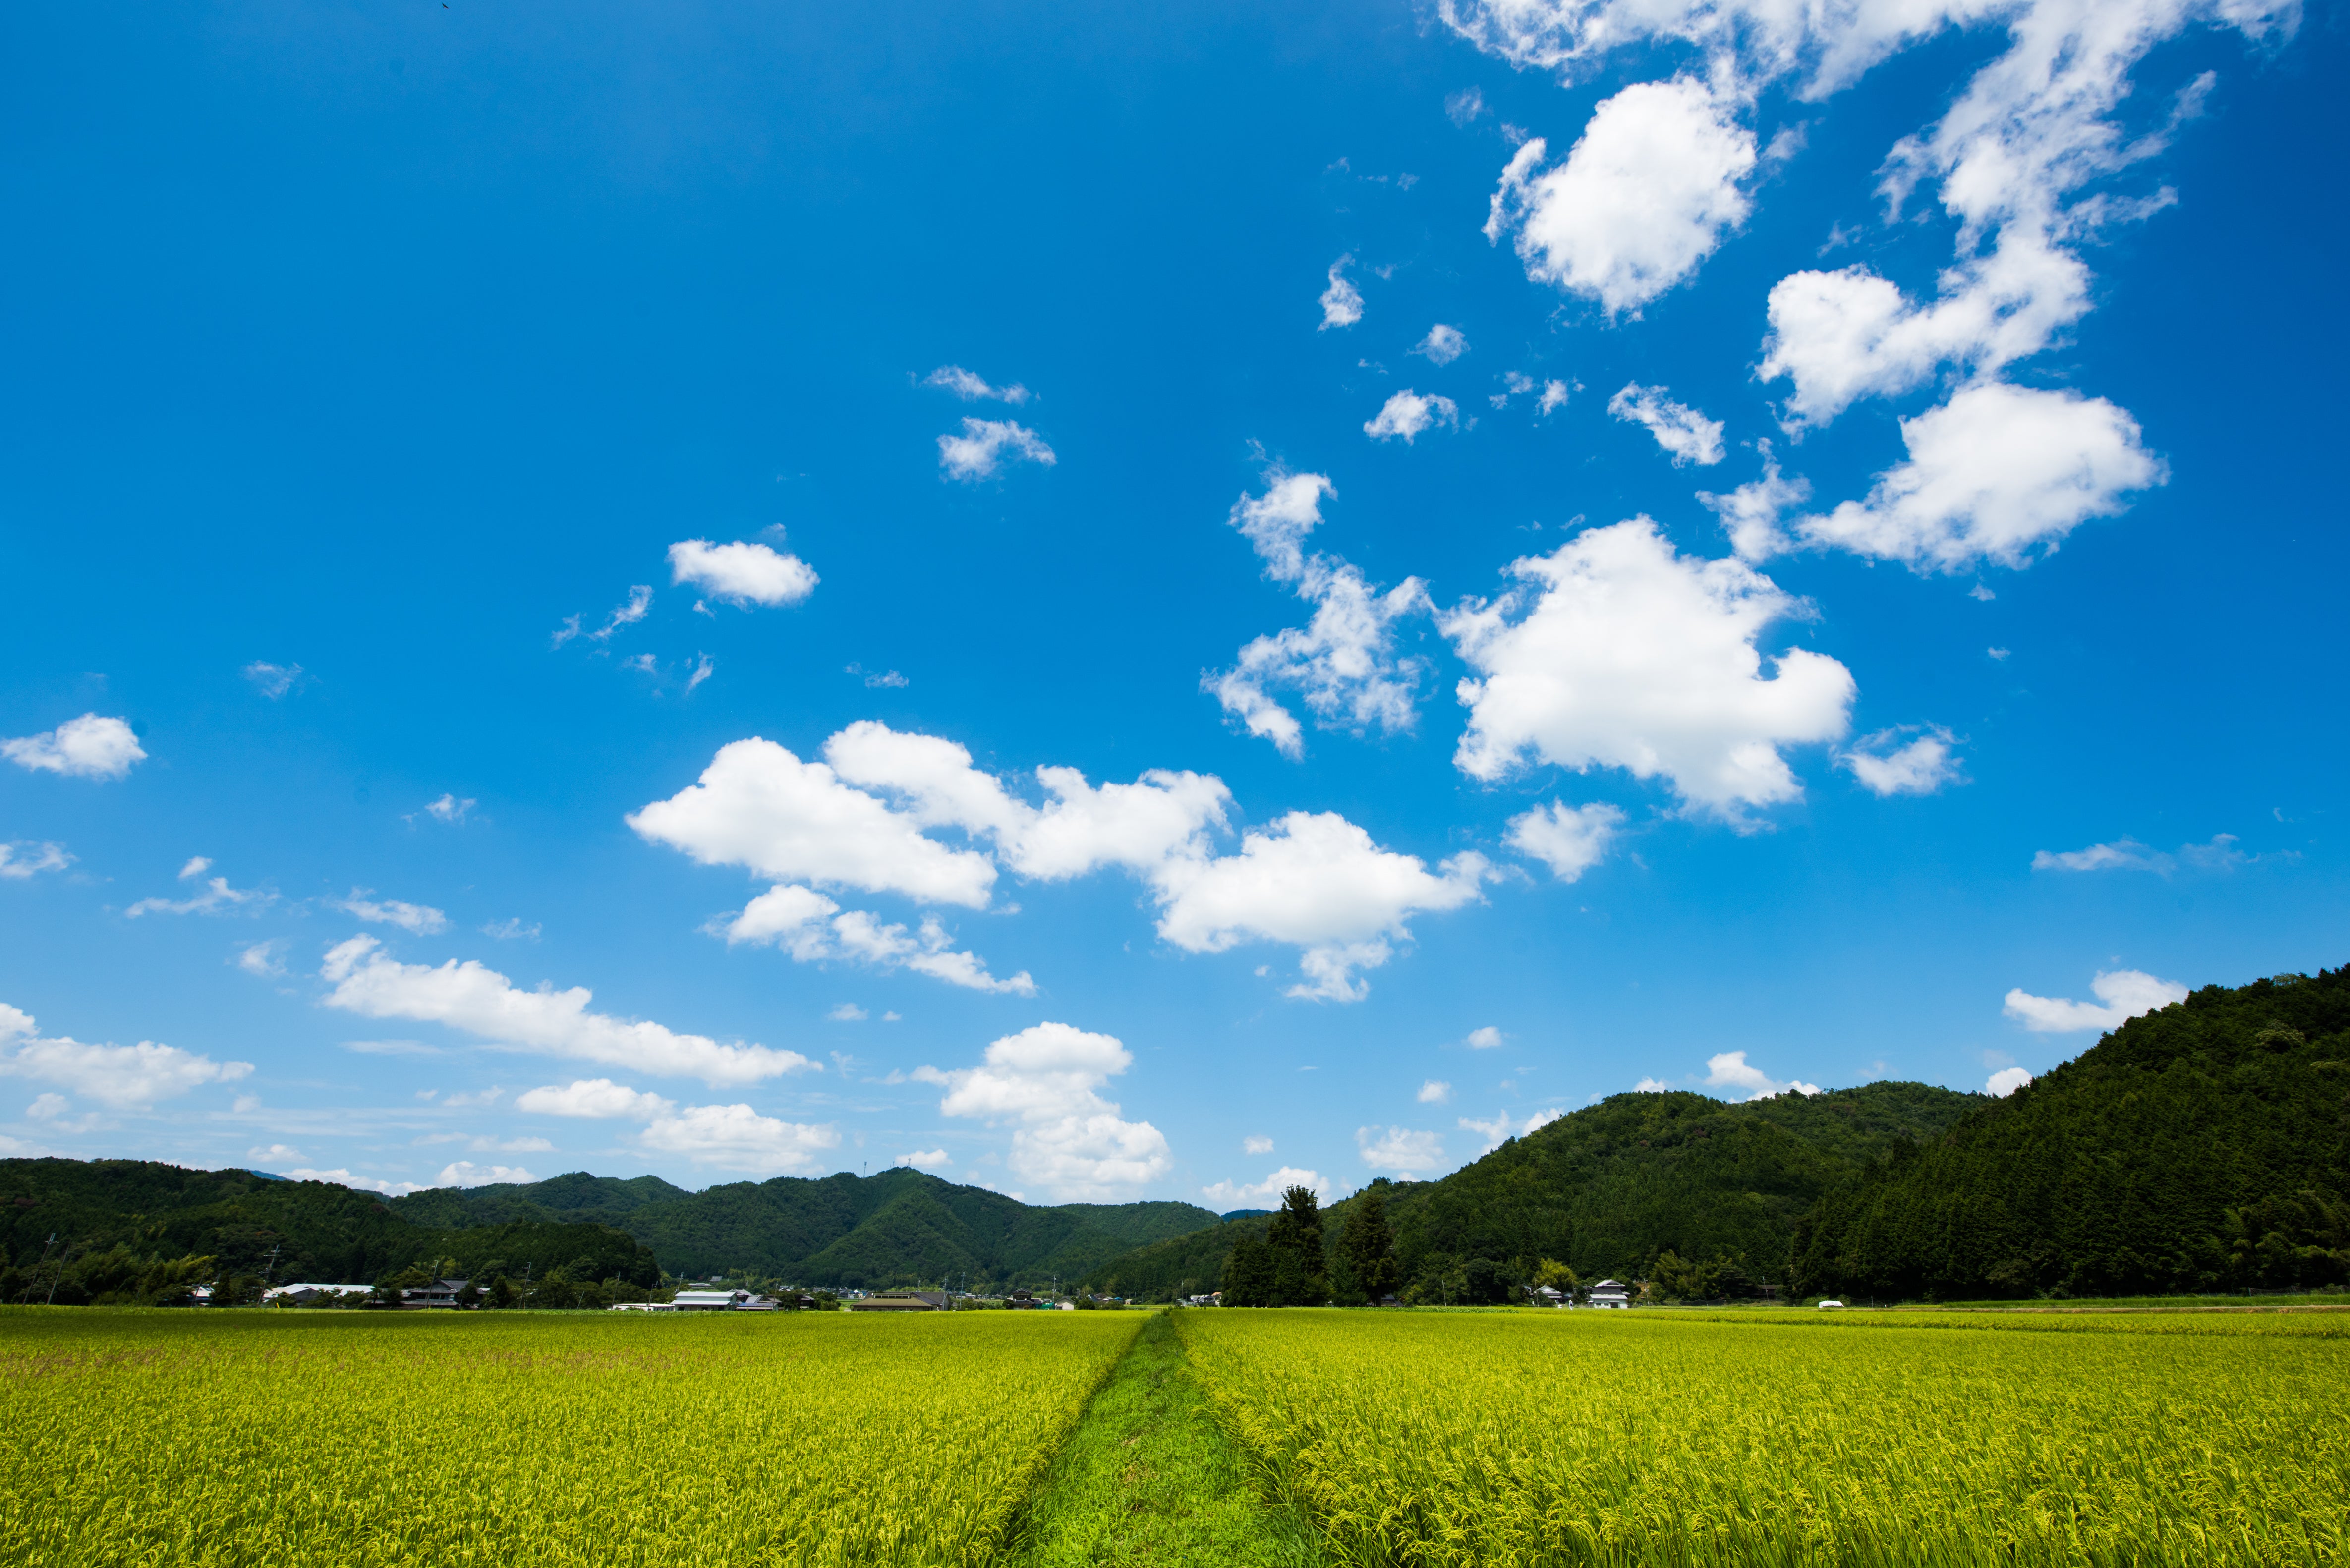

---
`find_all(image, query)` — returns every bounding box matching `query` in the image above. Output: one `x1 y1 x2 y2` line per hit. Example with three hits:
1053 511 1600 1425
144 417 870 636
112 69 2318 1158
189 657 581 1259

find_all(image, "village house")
846 1290 951 1312
400 1278 474 1309
1586 1278 1633 1309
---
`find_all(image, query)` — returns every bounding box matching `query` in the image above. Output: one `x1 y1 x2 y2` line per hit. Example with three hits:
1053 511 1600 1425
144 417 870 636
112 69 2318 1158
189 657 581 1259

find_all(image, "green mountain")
1082 1080 1983 1301
0 1159 660 1301
1793 967 2350 1299
395 1166 1221 1288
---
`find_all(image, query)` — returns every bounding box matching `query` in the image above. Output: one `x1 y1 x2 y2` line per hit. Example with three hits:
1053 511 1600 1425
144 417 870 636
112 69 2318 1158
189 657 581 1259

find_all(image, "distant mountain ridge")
1081 1080 1985 1301
389 1166 1219 1287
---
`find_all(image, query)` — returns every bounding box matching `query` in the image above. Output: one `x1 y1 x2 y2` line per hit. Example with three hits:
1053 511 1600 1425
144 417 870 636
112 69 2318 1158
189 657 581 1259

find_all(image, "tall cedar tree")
1218 1235 1276 1306
1337 1184 1397 1302
1264 1185 1328 1306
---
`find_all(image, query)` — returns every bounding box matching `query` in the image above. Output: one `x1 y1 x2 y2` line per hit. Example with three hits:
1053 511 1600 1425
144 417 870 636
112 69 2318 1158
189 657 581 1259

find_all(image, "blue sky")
3 0 2344 1206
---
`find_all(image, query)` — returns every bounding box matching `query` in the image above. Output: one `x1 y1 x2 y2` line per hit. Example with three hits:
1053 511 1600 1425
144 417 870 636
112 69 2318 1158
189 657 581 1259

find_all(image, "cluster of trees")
1219 1185 1400 1306
2 1242 218 1306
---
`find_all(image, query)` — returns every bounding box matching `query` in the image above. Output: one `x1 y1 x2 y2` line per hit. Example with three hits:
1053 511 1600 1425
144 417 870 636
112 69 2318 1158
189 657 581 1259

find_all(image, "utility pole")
46 1239 73 1306
25 1234 55 1305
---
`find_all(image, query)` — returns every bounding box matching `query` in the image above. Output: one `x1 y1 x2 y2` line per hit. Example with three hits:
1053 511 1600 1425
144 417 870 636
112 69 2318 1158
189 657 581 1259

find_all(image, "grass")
1006 1312 1323 1568
0 1305 1141 1567
1177 1307 2350 1567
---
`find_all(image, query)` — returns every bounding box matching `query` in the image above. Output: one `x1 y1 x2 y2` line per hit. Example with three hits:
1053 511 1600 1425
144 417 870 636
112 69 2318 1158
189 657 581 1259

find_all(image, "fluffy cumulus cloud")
1607 383 1724 466
635 1103 840 1175
1206 471 1433 759
1484 77 1754 315
0 841 71 880
641 721 1477 1000
917 1022 1172 1200
629 738 1001 908
938 418 1055 481
1153 814 1491 1002
516 1078 677 1119
1414 324 1470 364
243 662 304 699
896 1147 951 1170
1358 1124 1445 1174
2 714 145 780
319 936 818 1085
923 365 1031 404
1840 726 1963 796
668 539 819 608
1986 1066 2034 1096
1443 518 1855 821
2004 968 2187 1033
1506 800 1624 882
1463 1026 1506 1050
720 885 1034 995
1319 256 1364 328
1794 385 2162 572
1201 1166 1331 1207
289 1168 423 1196
1699 448 1811 561
1363 391 1459 443
334 889 449 935
1704 1050 1822 1101
1418 1079 1453 1104
0 1003 254 1108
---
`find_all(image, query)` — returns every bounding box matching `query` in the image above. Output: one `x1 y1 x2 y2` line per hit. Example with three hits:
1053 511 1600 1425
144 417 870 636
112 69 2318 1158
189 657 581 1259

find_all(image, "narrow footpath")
1006 1313 1326 1568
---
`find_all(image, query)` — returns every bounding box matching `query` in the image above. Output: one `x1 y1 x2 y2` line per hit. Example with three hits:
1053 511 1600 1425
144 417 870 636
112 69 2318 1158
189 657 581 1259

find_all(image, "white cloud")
320 936 818 1086
335 889 450 936
924 365 1031 404
1447 87 1489 124
1704 1050 1822 1101
1153 813 1490 1002
1840 726 1962 796
436 1162 539 1187
288 1168 423 1196
939 418 1055 481
1201 1166 1330 1207
1633 1076 1673 1092
1794 384 2161 572
243 662 304 699
2034 838 2167 873
1358 1124 1445 1174
2003 968 2187 1033
1460 1107 1565 1153
1243 1135 1275 1155
1484 78 1754 314
1507 800 1623 882
0 1003 254 1108
1538 379 1573 415
1463 1026 1507 1050
1418 1079 1453 1104
1443 518 1854 821
1206 471 1433 759
918 1022 1172 1200
554 585 652 648
0 842 71 880
897 1148 952 1170
1699 447 1811 561
516 1078 677 1119
719 881 1034 994
1986 1066 2034 1096
828 1003 868 1021
1413 324 1470 364
247 1144 305 1162
234 940 286 978
628 737 1001 908
1364 390 1460 443
1607 382 1724 466
26 1092 100 1132
668 539 819 609
637 1103 841 1175
2 714 145 781
481 918 539 941
1319 257 1365 329
125 857 272 919
421 794 476 825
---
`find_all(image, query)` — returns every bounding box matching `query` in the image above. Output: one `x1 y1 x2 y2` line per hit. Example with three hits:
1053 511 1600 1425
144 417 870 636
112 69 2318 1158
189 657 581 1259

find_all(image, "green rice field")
4 1304 2344 1566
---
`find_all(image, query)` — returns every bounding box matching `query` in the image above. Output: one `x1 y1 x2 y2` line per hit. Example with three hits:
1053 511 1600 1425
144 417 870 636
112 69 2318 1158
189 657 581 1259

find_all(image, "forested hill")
0 1160 659 1298
393 1166 1220 1287
1793 967 2350 1299
1083 1080 1981 1301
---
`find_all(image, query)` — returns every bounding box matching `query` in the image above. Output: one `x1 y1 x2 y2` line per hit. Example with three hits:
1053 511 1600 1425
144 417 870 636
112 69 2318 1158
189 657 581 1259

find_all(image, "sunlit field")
1175 1308 2350 1568
0 1308 1140 1568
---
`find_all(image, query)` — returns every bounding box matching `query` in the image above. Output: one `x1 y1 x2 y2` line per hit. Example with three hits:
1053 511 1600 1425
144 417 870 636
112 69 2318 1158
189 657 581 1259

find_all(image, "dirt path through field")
1005 1312 1324 1567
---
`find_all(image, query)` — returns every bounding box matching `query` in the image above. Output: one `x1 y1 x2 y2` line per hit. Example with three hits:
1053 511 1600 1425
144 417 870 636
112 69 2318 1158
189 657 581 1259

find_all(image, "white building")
1587 1278 1633 1309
